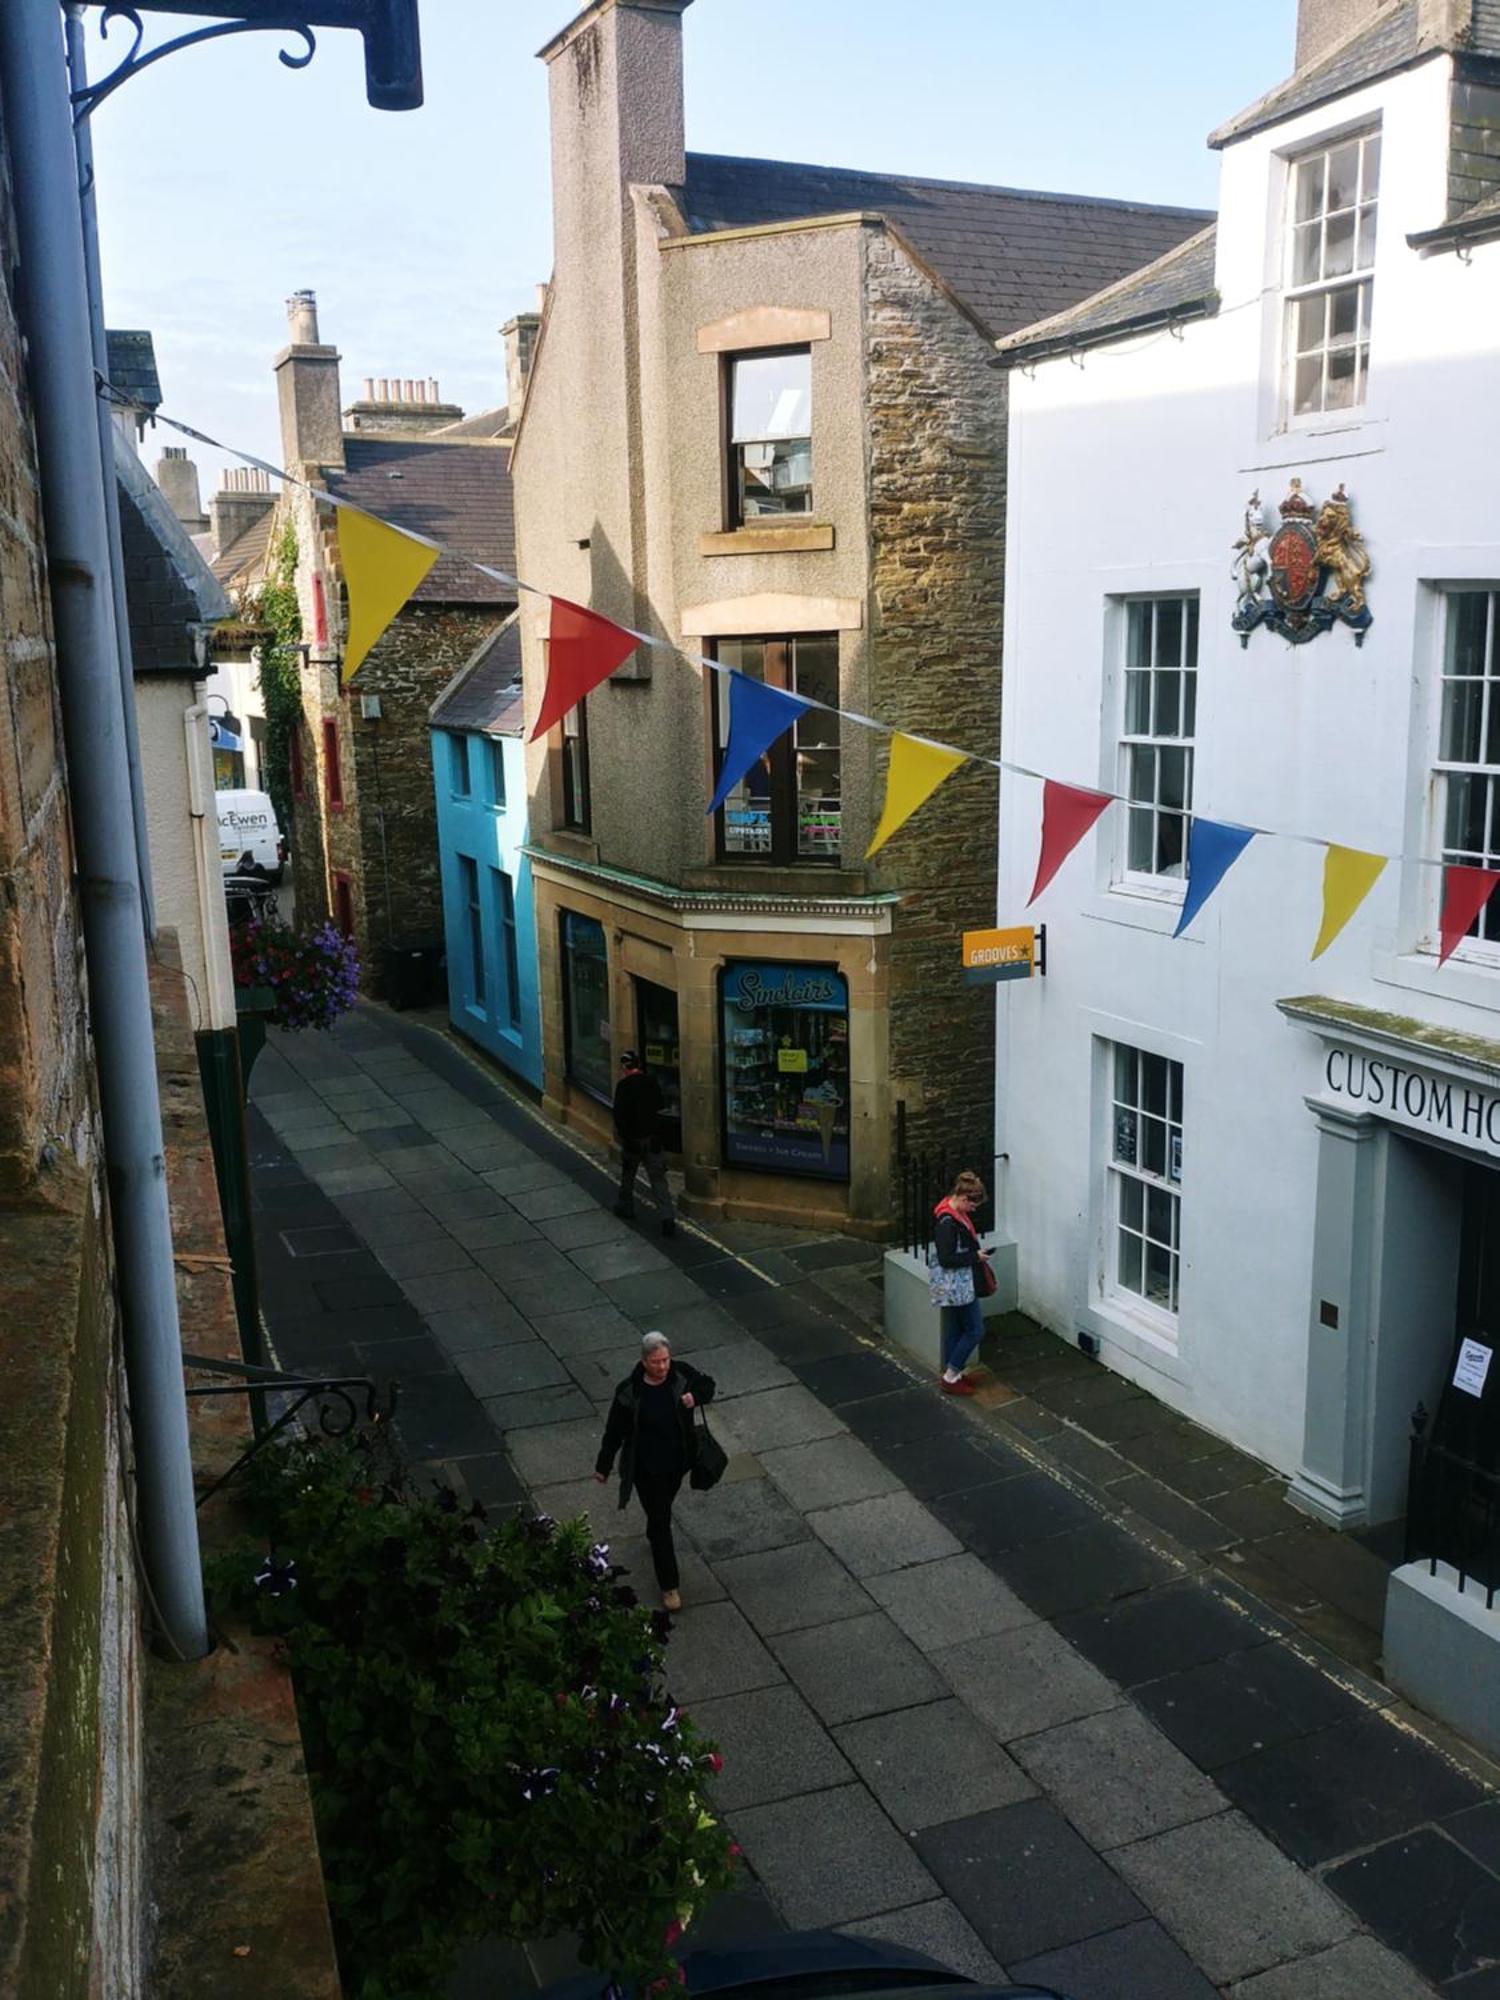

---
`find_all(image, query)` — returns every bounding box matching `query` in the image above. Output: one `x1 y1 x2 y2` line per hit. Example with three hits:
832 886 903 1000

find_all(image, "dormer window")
1285 130 1380 419
728 349 812 521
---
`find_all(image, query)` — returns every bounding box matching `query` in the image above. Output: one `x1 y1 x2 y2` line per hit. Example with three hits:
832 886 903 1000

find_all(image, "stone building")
264 291 516 991
513 0 1209 1232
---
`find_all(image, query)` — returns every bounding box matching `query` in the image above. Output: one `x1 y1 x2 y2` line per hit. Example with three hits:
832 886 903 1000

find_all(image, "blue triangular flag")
707 673 810 816
1174 817 1256 937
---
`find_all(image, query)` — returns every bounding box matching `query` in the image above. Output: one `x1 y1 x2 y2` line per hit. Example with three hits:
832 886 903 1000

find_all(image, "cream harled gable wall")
996 52 1500 1497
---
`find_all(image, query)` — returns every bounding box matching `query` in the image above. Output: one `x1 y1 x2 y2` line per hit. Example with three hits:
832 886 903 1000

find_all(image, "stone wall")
1449 78 1500 217
863 227 1006 1175
0 123 143 1998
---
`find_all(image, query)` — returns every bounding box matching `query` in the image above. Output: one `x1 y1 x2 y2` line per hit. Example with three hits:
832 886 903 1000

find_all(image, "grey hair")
640 1330 670 1355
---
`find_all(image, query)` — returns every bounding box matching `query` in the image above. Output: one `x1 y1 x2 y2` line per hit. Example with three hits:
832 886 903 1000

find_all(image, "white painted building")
994 0 1500 1536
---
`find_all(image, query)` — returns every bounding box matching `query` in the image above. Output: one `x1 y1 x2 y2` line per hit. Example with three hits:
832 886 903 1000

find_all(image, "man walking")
613 1049 676 1237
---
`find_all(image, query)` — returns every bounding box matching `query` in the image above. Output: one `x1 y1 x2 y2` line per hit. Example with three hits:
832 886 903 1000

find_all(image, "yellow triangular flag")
337 505 439 683
866 734 967 859
1311 844 1387 959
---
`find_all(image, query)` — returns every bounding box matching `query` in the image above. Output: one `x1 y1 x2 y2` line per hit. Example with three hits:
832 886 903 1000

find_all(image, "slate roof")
210 508 276 591
1209 0 1500 149
113 429 230 675
1409 182 1500 249
996 223 1219 363
105 330 162 412
430 614 523 734
432 406 512 441
323 437 515 605
674 154 1211 339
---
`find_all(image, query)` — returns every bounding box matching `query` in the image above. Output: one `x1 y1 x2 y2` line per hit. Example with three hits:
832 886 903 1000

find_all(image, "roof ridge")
684 150 1210 219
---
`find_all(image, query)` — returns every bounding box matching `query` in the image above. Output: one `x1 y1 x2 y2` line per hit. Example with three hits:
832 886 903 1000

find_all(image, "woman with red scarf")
929 1170 988 1395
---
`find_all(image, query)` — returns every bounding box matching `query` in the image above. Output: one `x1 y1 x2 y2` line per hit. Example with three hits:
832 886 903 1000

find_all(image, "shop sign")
1321 1045 1500 1161
962 925 1039 985
723 963 846 1014
1454 1338 1493 1400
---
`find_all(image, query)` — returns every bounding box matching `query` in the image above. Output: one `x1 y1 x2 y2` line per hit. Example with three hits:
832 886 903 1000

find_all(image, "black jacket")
933 1203 981 1273
613 1068 663 1150
596 1360 715 1507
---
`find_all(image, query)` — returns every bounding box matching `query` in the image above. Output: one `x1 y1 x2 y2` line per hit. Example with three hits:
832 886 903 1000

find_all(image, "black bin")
382 937 447 1011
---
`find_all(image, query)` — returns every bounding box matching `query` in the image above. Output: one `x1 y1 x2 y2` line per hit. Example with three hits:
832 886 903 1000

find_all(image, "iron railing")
896 1134 997 1258
1404 1402 1500 1609
183 1351 398 1509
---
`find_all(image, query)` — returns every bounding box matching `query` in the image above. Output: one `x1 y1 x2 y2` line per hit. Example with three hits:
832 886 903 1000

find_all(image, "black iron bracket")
69 1 421 117
183 1350 398 1509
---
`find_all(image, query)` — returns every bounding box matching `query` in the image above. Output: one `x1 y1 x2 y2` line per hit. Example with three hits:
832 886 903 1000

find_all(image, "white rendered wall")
996 56 1500 1476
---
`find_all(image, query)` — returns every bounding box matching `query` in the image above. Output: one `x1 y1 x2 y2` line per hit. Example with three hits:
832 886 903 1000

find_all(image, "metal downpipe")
0 0 208 1658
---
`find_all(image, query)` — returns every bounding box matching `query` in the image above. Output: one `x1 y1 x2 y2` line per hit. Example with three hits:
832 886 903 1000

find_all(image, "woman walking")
930 1169 988 1396
594 1331 715 1612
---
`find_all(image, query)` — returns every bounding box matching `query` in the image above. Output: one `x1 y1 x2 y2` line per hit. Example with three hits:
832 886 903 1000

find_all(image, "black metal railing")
896 1139 997 1258
1405 1402 1500 1609
183 1351 398 1509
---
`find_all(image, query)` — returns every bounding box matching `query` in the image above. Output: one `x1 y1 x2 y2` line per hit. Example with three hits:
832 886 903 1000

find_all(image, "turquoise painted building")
430 617 541 1089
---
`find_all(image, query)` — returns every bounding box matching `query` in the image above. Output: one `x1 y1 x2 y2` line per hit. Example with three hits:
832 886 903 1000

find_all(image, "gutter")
991 292 1220 371
1407 209 1500 256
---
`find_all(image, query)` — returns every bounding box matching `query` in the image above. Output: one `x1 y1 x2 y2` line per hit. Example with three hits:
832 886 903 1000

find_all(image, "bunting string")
104 381 1500 959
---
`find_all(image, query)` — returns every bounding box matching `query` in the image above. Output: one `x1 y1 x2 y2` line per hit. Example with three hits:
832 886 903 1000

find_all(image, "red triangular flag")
1027 780 1113 906
530 596 638 742
1438 864 1500 965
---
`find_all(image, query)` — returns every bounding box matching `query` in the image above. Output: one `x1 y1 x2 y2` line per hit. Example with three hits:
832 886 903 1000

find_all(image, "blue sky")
84 0 1296 499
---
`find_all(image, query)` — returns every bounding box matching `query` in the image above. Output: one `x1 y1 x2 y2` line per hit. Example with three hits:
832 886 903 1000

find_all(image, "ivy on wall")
248 520 303 840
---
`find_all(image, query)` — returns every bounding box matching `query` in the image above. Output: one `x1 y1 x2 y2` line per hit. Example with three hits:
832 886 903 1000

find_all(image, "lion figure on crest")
1314 484 1371 616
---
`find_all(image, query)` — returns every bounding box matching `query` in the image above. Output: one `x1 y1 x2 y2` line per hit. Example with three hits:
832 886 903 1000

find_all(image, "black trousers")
633 1465 685 1590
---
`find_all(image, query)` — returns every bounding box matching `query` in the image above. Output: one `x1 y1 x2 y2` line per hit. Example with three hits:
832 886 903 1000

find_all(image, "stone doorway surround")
1278 996 1500 1531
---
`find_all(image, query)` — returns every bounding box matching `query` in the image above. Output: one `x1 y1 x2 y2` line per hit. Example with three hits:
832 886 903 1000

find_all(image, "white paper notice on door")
1453 1338 1493 1399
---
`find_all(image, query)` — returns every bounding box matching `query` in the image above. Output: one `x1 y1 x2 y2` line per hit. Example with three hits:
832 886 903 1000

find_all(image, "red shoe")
941 1375 976 1396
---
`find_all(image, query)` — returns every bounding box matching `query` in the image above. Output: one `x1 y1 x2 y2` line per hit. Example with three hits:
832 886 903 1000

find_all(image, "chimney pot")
377 377 389 400
404 378 416 400
363 376 374 399
286 288 320 344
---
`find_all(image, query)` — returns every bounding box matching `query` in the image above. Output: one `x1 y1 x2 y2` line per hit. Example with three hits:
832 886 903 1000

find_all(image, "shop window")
713 636 840 864
561 700 590 832
495 868 521 1031
1437 588 1500 956
1109 1043 1183 1320
560 910 611 1102
1285 129 1379 420
448 732 472 798
720 960 850 1181
728 349 812 522
460 854 485 1007
322 717 343 811
1119 595 1197 885
635 979 682 1154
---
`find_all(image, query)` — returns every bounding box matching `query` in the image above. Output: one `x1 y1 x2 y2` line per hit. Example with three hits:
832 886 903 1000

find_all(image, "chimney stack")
502 312 541 421
1294 0 1393 69
154 444 209 536
274 287 344 471
343 371 464 436
210 465 276 557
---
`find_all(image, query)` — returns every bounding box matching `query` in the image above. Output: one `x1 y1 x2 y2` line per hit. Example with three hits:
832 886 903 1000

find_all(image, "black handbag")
689 1405 728 1491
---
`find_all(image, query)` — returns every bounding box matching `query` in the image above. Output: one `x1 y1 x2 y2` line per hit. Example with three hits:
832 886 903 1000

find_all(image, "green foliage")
248 520 303 843
206 1428 734 2000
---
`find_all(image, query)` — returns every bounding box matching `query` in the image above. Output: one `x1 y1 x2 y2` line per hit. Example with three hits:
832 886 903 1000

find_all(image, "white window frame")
1282 126 1380 424
1434 585 1500 967
1116 594 1198 894
1107 1043 1184 1332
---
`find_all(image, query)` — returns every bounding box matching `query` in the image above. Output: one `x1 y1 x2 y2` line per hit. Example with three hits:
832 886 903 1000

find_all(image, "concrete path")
247 1006 1500 1998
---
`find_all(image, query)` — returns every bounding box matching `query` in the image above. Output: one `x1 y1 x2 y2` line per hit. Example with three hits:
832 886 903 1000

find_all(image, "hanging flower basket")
230 917 360 1032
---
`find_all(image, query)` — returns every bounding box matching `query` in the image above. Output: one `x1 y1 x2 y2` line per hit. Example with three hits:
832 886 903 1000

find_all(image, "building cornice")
525 845 898 933
1278 994 1500 1083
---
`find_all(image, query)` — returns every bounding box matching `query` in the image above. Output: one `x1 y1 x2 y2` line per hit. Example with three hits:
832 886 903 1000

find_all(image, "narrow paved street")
247 1006 1500 1998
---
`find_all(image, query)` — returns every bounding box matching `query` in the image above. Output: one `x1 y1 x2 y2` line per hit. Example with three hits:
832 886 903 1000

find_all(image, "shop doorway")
634 980 682 1155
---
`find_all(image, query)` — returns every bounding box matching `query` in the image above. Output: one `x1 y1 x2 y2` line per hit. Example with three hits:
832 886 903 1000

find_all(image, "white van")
217 789 287 881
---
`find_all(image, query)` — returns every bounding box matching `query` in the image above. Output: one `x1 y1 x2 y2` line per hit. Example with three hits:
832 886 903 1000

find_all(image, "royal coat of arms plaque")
1231 478 1373 647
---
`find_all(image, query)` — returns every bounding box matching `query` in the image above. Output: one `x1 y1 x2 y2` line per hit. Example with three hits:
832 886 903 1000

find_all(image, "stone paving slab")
371 1236 477 1279
1009 1918 1220 1999
1224 1934 1440 1997
758 1436 900 1513
505 1271 610 1319
731 1785 939 1929
445 1211 544 1251
1321 1825 1500 1986
663 1600 784 1704
685 1477 811 1562
526 1304 641 1357
694 1685 854 1811
769 1610 947 1726
479 1383 596 1432
723 1385 849 1453
1108 1810 1355 1985
1009 1704 1227 1850
423 1302 537 1354
454 1342 572 1397
534 1208 637 1250
935 1623 1121 1743
507 1181 601 1222
1134 1639 1367 1770
506 1417 608 1487
713 1541 875 1638
866 1555 1038 1653
671 1340 793 1400
399 1268 510 1315
915 1798 1146 1965
837 1901 1006 1986
805 1491 962 1577
566 1237 675 1282
834 1699 1036 1831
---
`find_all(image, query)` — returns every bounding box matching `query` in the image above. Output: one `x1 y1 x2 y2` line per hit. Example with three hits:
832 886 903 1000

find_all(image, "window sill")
1080 883 1192 938
1372 944 1500 1012
1080 1291 1186 1378
535 828 600 865
699 523 835 557
684 861 868 897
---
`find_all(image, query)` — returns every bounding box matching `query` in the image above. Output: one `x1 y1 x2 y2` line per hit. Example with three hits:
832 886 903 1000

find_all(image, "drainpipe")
0 0 208 1659
63 4 156 937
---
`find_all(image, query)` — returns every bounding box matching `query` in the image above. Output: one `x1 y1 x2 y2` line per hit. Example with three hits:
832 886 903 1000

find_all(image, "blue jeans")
941 1297 984 1374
